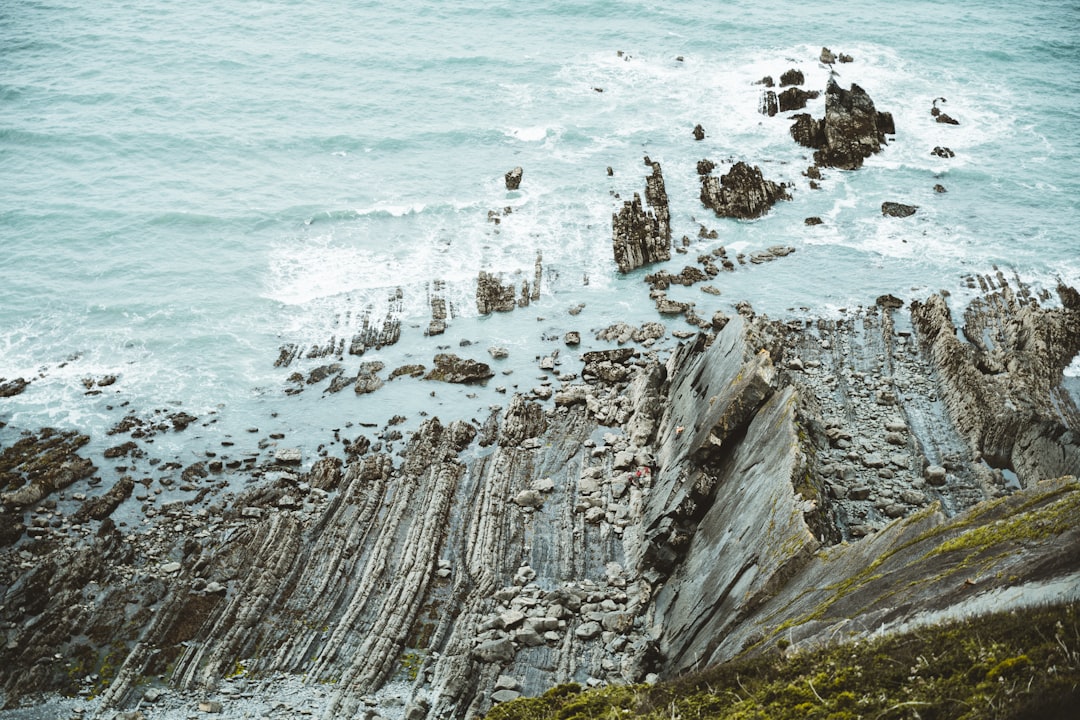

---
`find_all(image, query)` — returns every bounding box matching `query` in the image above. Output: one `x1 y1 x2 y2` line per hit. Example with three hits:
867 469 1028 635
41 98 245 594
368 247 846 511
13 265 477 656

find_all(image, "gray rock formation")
611 159 671 273
505 166 523 190
1 276 1077 719
790 80 895 169
699 161 791 219
476 271 517 314
882 201 918 217
424 353 495 384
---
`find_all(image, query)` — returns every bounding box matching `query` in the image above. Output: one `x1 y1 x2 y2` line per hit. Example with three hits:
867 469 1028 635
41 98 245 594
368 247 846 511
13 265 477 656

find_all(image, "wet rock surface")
1 47 1078 720
699 161 790 219
611 159 671 273
2 271 1076 718
790 80 895 169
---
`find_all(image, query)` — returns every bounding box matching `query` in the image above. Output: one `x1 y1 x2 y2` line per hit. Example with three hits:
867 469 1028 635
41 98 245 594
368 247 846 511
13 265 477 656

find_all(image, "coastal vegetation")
485 603 1080 720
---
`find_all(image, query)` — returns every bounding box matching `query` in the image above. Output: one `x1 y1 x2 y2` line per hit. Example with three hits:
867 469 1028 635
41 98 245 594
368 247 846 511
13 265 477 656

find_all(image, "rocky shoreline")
2 48 1079 720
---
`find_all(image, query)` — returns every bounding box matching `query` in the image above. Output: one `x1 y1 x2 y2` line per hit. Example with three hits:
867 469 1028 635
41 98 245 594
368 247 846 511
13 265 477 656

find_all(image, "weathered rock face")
504 166 523 190
699 161 791 219
790 80 895 169
1 277 1078 718
612 159 671 273
476 271 518 314
911 275 1080 485
424 353 495 384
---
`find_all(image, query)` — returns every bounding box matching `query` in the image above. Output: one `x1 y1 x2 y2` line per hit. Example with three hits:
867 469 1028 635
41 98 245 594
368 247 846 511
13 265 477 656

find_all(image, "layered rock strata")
1 279 1078 719
612 159 671 273
699 161 790 219
790 80 895 169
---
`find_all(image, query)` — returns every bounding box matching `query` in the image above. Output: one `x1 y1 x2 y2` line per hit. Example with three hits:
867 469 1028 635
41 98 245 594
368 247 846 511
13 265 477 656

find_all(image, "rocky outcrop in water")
790 80 895 169
777 86 819 112
882 201 918 217
505 167 523 190
611 159 671 273
699 161 791 219
424 353 495 384
0 378 29 398
3 274 1076 718
476 271 517 314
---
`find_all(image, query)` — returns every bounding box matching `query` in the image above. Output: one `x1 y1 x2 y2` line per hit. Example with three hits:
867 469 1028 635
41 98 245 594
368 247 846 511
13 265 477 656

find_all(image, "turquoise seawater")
2 0 1079 461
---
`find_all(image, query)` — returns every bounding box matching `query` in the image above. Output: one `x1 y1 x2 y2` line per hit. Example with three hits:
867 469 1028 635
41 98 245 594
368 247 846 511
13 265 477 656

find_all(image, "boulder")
779 68 805 86
699 161 790 220
424 354 494 384
882 202 918 218
504 166 523 190
491 689 521 703
472 637 515 664
692 124 705 140
778 87 820 112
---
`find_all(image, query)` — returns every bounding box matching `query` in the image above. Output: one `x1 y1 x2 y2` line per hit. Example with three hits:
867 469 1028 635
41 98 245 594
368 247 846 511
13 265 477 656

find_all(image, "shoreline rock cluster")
2 270 1077 719
1 48 1078 720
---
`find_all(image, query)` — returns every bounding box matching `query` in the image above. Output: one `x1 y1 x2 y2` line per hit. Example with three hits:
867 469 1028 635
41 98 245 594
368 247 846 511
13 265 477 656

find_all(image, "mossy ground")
484 603 1080 720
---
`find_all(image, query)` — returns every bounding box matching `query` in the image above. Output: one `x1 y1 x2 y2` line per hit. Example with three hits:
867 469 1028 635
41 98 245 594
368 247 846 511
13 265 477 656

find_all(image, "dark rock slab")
882 202 918 218
504 166 523 190
0 377 29 398
73 475 134 523
424 354 494 384
700 161 790 220
612 159 671 273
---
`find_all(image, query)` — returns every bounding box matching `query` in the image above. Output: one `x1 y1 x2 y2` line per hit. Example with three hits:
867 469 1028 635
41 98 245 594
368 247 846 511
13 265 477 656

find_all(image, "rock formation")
699 160 791 219
790 80 895 169
505 167 523 190
882 201 918 217
424 353 495 384
1 276 1078 718
611 159 671 273
476 271 518 314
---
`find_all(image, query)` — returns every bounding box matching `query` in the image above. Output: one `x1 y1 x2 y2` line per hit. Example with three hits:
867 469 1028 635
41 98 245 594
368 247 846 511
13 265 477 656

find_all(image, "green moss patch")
484 603 1080 720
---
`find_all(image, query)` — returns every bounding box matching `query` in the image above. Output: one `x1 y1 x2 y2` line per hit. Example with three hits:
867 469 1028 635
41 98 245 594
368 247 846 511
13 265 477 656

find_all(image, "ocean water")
2 0 1080 468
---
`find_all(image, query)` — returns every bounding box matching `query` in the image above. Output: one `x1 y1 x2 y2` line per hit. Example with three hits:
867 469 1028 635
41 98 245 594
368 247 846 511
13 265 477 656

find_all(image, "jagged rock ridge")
790 80 895 169
699 161 791 219
612 158 671 273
